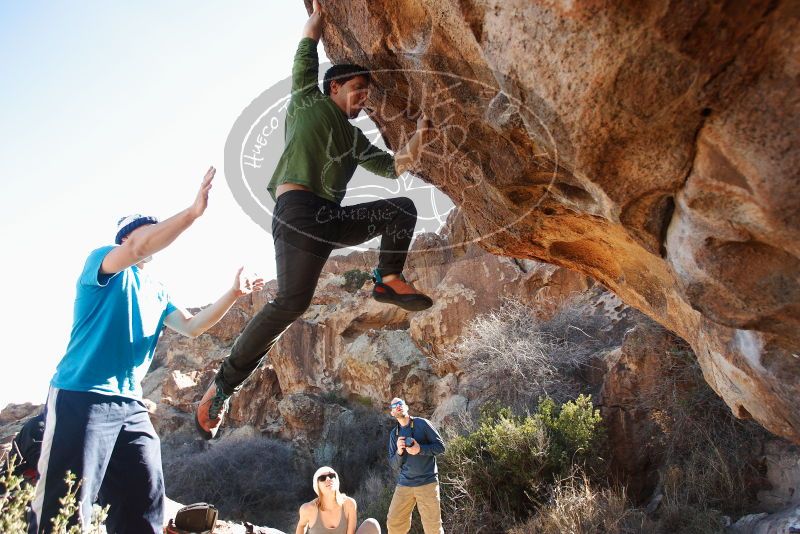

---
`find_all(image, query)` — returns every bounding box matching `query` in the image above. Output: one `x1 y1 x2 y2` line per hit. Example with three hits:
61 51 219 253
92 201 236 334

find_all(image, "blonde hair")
312 466 346 510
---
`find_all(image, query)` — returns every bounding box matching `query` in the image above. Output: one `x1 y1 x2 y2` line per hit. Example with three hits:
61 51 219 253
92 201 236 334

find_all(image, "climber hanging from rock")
195 0 434 439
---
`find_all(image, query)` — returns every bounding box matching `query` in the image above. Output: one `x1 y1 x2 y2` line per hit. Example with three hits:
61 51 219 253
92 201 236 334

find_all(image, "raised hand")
231 267 266 298
303 0 324 41
416 113 433 131
417 113 434 144
189 166 215 219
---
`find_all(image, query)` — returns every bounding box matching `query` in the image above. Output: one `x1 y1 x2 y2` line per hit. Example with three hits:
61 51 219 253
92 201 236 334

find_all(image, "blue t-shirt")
51 246 177 399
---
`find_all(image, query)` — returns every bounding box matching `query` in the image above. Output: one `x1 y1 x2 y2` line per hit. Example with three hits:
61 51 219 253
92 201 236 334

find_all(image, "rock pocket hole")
554 182 594 204
736 404 752 420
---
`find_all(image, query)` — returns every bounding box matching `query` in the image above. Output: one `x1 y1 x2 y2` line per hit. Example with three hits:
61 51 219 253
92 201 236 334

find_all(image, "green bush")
0 457 107 534
342 269 371 293
536 395 605 473
439 395 605 532
0 455 35 533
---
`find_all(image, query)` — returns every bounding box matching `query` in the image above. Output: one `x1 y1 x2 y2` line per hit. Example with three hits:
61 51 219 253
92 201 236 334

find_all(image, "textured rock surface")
0 403 41 425
0 402 42 448
758 440 800 513
728 506 800 534
598 324 677 500
2 231 797 527
310 0 800 442
141 229 591 440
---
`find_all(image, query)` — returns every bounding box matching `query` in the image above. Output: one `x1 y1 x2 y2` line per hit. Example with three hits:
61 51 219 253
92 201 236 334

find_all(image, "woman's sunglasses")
317 473 337 482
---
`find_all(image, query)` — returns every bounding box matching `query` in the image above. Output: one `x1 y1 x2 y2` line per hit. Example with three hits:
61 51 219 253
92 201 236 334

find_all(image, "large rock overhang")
308 0 800 442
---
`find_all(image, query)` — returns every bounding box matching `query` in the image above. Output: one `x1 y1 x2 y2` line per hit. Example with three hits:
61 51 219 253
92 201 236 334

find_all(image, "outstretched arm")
100 167 215 275
293 0 324 95
394 114 433 175
164 268 265 338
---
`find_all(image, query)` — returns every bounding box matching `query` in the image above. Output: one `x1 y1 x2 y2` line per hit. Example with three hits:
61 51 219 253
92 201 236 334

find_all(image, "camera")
405 437 415 446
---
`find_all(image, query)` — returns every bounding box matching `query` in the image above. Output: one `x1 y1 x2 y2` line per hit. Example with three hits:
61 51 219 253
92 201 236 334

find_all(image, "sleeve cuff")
299 36 319 48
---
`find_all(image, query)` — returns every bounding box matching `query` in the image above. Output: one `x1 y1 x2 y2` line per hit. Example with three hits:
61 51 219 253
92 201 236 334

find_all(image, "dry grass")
634 343 768 518
509 470 647 534
444 299 608 411
507 468 726 534
353 468 424 534
650 464 727 534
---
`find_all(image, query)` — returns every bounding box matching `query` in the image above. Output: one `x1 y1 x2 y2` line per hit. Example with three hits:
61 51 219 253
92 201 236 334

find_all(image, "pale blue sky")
0 1 329 407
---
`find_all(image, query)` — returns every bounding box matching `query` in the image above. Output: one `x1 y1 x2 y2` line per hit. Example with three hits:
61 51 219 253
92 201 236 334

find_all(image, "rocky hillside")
1 2 798 530
309 0 800 445
142 218 799 531
2 221 799 531
143 214 600 440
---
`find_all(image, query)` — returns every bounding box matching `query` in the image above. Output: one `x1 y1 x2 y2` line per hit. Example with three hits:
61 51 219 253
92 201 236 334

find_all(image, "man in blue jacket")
387 398 445 534
29 167 264 534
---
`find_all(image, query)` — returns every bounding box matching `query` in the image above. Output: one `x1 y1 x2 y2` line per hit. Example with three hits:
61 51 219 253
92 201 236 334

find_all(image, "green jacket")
267 37 397 204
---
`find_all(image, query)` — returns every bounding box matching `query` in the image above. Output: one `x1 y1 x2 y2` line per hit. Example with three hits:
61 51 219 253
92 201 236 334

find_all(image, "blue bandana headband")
115 214 159 245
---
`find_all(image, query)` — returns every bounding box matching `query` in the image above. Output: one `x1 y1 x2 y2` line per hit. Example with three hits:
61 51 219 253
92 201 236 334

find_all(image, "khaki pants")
386 482 443 534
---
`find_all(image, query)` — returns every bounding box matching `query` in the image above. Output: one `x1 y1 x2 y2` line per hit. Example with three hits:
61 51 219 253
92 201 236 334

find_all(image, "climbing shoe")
372 270 433 312
195 379 230 440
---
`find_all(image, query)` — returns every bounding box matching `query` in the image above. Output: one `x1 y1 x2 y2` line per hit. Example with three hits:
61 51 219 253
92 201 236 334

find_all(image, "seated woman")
295 466 381 534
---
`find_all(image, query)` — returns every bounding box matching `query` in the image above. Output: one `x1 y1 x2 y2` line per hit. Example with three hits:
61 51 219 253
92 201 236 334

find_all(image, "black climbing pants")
217 190 417 393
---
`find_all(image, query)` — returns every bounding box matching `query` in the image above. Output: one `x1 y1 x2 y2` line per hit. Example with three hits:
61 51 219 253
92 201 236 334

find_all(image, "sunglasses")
317 473 337 482
390 402 404 410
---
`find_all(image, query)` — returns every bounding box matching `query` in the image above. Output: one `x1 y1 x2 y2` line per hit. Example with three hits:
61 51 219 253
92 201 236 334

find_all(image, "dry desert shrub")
634 343 768 518
508 470 647 534
648 464 728 534
162 434 305 528
445 298 608 411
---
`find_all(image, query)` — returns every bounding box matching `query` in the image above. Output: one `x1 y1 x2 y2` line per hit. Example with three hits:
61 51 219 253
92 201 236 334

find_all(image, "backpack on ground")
164 502 218 534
